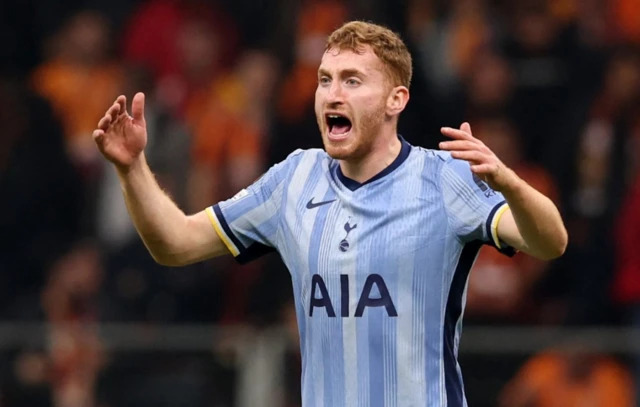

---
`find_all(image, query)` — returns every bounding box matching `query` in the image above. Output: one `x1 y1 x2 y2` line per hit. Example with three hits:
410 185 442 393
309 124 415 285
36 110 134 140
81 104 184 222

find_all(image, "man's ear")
387 86 410 116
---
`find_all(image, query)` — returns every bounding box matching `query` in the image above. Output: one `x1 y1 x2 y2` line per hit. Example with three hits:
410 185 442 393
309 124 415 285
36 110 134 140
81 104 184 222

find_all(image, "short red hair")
325 21 413 88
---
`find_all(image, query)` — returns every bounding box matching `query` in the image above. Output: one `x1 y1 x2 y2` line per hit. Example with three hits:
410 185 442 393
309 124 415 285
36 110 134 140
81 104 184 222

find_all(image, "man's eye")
346 78 360 86
319 77 330 85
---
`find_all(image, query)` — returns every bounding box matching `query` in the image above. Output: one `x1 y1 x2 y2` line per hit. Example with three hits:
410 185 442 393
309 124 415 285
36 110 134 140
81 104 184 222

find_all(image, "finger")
108 103 121 119
117 95 127 115
470 163 496 174
460 122 472 135
441 127 477 141
111 100 123 118
439 140 478 151
93 129 104 143
440 140 491 155
98 114 112 130
450 150 489 164
132 92 145 123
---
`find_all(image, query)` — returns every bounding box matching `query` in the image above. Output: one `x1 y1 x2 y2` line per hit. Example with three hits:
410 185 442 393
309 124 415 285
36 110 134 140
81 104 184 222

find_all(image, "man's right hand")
93 92 148 171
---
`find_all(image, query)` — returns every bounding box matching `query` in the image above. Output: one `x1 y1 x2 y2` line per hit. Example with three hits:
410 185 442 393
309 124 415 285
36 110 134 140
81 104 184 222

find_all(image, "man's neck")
339 133 402 184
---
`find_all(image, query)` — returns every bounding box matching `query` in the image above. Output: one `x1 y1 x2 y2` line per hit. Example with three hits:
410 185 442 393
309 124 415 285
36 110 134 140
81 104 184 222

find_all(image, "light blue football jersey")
206 137 514 407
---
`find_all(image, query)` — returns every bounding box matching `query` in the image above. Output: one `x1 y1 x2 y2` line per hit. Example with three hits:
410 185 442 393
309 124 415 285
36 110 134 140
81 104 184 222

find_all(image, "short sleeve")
440 157 515 256
206 149 304 264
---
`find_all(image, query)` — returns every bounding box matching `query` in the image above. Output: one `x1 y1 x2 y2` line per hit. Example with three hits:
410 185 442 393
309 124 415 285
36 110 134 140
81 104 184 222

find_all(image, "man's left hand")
439 122 519 192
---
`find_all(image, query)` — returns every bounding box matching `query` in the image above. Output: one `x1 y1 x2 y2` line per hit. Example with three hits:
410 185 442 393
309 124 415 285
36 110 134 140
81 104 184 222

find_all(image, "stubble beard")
318 101 387 162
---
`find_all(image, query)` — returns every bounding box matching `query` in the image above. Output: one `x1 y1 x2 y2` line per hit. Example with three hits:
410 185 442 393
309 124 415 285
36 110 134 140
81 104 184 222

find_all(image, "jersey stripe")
444 241 482 407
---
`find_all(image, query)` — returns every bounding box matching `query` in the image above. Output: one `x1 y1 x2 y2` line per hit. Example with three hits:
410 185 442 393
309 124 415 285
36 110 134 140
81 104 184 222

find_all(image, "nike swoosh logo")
306 197 336 209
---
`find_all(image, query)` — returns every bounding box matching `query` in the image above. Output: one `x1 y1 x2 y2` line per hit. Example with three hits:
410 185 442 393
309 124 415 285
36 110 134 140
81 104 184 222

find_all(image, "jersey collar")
336 135 412 191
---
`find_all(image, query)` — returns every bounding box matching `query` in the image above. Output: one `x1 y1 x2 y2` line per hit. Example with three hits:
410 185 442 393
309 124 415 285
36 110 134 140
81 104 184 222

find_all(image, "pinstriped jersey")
206 137 514 407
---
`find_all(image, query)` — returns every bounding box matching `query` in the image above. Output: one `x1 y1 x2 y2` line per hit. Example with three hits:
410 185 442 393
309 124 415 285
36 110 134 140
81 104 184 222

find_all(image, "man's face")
315 46 391 161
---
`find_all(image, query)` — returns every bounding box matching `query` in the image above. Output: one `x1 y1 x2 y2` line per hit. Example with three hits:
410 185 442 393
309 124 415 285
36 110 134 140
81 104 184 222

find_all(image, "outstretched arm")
94 93 229 266
116 154 229 266
440 123 567 260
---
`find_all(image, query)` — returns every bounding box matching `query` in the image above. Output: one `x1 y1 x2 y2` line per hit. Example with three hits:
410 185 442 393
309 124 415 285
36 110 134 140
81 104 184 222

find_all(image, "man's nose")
327 81 344 103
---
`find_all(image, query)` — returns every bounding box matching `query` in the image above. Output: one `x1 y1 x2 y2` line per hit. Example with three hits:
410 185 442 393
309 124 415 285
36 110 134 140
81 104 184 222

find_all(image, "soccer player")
93 21 567 407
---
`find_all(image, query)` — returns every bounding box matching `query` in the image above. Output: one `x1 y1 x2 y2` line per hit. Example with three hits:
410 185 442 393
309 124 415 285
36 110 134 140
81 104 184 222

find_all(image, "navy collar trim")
336 136 412 191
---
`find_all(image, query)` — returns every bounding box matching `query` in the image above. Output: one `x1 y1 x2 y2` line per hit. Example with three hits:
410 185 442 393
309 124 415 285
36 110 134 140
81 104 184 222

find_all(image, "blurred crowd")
2 0 640 405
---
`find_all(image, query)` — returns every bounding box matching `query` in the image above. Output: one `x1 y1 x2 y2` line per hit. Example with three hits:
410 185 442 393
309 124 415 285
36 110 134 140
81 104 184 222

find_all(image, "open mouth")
326 113 352 138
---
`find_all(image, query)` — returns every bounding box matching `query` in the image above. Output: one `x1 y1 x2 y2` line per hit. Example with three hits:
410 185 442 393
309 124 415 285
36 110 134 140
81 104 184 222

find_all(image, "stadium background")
1 0 640 405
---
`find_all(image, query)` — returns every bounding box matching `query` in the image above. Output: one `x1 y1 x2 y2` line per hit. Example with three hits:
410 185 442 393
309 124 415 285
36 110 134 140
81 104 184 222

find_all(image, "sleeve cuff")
205 205 277 264
490 202 510 249
485 201 516 256
206 205 243 257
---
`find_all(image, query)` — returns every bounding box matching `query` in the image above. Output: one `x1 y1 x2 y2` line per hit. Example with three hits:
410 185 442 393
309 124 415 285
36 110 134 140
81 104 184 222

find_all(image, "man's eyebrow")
341 68 366 77
317 68 366 77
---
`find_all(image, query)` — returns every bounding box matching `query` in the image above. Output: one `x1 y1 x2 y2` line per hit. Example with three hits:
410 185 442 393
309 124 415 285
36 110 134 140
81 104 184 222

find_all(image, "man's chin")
325 142 362 161
323 135 354 160
325 148 349 160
